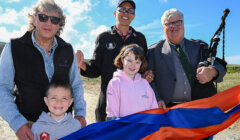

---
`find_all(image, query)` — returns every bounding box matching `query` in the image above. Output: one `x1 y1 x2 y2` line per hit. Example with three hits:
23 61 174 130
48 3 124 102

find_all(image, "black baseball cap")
117 0 136 9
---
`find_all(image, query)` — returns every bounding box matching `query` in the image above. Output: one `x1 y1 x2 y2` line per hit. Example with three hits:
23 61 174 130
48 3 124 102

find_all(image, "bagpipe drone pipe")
192 9 230 100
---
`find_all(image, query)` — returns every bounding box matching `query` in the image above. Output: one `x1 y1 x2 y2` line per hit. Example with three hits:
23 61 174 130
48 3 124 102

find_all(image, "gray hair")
161 8 184 26
27 0 66 36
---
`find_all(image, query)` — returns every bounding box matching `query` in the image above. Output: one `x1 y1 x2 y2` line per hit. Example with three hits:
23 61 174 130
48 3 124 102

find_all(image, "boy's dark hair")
45 81 73 97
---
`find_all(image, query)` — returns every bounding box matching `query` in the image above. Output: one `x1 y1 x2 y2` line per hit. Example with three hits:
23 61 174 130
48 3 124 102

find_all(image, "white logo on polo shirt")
106 42 116 50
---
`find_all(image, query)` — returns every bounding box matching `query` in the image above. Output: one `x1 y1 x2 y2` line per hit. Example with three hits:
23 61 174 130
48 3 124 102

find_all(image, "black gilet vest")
11 31 73 121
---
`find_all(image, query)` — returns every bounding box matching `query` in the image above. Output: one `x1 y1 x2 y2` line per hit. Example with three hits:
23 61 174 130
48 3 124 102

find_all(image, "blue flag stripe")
61 105 240 140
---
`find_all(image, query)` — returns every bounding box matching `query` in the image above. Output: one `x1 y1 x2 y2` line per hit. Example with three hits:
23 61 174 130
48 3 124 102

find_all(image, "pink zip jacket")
106 69 158 118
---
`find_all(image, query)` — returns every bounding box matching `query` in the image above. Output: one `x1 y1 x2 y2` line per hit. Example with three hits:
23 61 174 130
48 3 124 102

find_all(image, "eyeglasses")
164 20 183 27
117 7 135 15
38 14 61 25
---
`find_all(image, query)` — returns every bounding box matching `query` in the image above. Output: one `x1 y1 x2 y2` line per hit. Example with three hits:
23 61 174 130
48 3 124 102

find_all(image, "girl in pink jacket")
106 44 158 120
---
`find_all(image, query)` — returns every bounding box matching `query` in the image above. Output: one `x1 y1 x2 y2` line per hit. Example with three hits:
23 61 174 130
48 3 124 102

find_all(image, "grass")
80 65 240 92
217 64 240 92
81 75 101 83
226 64 240 73
217 72 240 92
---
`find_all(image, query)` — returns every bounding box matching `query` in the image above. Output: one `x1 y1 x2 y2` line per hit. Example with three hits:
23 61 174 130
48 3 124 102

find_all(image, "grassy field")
217 72 240 92
217 65 240 92
81 65 240 92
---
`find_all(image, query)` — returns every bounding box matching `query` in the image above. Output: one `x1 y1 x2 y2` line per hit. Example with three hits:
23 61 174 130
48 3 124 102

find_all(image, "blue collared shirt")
0 32 86 132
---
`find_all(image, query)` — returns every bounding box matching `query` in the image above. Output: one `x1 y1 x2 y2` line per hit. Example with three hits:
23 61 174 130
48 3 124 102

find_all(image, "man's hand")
75 116 87 128
16 123 34 140
76 50 86 71
196 66 218 84
157 100 166 110
143 70 154 83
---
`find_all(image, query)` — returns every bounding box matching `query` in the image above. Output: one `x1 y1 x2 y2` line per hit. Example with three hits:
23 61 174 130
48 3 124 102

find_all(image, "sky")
0 0 239 64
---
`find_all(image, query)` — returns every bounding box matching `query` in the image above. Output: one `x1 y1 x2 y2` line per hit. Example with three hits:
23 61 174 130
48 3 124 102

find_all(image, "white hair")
161 8 184 26
28 0 66 36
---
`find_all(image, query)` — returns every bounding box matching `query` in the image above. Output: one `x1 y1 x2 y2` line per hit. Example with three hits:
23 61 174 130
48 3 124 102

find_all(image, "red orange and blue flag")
60 85 240 140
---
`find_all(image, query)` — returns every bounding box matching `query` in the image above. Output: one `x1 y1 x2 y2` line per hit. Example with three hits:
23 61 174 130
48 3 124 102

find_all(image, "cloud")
55 0 91 17
0 0 20 3
185 24 201 28
53 0 93 43
105 0 118 7
0 6 30 41
54 0 110 59
158 0 168 3
90 25 108 37
53 0 101 59
60 24 79 43
134 19 164 43
0 7 29 26
226 56 240 64
85 17 96 28
73 25 108 59
0 26 27 42
135 19 162 31
135 17 201 33
0 0 106 59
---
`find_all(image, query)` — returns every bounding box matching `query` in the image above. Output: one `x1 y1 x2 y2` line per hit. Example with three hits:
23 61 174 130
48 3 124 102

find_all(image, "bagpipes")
198 9 230 69
192 9 230 100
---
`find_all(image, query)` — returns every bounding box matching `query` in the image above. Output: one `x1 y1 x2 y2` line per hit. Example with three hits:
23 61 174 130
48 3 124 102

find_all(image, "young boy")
31 81 81 140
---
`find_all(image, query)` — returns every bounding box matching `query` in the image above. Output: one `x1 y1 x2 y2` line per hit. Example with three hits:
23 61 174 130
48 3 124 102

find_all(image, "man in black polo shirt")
76 0 148 122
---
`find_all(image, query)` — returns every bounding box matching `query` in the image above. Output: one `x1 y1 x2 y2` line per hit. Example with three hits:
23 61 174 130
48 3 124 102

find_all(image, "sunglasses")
117 7 135 15
38 14 61 25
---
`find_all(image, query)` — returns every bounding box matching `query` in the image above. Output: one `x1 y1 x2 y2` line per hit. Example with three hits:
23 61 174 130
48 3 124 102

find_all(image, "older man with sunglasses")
0 0 86 139
76 0 148 122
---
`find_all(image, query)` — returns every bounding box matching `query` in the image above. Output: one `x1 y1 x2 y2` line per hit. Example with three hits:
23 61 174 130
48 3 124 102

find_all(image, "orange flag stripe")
141 85 240 140
140 85 240 114
141 112 240 140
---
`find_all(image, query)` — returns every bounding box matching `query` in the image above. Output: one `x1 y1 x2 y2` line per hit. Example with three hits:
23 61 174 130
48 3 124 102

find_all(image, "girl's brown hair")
114 44 148 74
